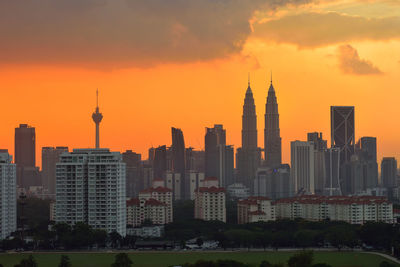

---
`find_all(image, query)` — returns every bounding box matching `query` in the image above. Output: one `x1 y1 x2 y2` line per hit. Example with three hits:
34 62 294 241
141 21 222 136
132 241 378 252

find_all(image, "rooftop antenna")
270 70 273 84
248 72 250 87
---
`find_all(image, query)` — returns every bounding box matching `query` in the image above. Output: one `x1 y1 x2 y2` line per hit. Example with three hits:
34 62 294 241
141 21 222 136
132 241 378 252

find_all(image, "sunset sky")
0 0 399 167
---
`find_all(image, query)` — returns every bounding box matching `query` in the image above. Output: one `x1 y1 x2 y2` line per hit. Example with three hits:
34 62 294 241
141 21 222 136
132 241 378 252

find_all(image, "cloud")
253 12 400 48
0 0 312 67
337 44 382 75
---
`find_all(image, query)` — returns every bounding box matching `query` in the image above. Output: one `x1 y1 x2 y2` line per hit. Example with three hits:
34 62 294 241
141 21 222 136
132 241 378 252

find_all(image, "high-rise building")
264 78 282 167
355 137 378 189
291 141 315 195
55 149 126 236
194 178 226 222
237 79 262 190
41 146 68 196
381 157 397 189
323 148 342 196
307 132 327 195
152 145 167 179
254 164 291 199
15 124 37 188
331 106 355 194
0 150 17 240
185 148 205 173
205 125 234 187
171 127 186 199
92 89 103 149
122 150 142 198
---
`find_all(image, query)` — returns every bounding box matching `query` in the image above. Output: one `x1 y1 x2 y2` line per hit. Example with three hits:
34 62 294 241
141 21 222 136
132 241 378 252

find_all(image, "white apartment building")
194 178 226 222
126 186 173 227
238 196 275 224
0 151 17 240
274 195 393 224
55 149 126 236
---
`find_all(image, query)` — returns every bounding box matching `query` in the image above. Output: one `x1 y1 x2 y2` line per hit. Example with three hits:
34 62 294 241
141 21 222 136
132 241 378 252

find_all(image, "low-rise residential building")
274 195 393 224
238 196 275 224
126 186 173 227
194 177 226 222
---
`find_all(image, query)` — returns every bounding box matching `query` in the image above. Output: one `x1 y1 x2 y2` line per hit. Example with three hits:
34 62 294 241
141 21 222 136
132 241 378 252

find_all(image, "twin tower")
236 76 282 188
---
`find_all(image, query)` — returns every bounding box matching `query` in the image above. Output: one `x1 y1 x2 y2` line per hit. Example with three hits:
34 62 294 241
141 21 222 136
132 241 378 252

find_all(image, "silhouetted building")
323 148 342 196
41 146 68 196
153 145 167 179
291 141 314 195
171 127 186 199
381 157 397 188
205 125 234 187
307 132 327 195
185 148 205 173
254 164 290 199
237 79 262 190
331 106 355 194
356 137 378 189
15 124 38 189
122 150 142 198
264 78 282 167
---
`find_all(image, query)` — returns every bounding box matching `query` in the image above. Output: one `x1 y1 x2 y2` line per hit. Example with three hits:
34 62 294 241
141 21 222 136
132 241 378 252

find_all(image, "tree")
287 251 314 267
196 237 204 247
259 261 284 267
294 230 317 248
108 231 122 248
58 255 72 267
111 253 133 267
14 255 38 267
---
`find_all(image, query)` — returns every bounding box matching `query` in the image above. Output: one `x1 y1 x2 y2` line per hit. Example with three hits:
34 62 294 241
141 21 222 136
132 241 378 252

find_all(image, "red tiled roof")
126 198 140 206
204 177 218 181
238 199 258 205
145 198 167 206
196 186 225 193
274 195 391 206
249 210 266 215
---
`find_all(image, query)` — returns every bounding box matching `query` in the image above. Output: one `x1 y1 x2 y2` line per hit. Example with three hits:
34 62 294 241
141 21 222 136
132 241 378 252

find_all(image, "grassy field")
0 251 398 267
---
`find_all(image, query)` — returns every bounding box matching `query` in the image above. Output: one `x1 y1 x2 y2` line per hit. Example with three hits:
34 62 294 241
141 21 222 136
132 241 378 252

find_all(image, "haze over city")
1 0 400 166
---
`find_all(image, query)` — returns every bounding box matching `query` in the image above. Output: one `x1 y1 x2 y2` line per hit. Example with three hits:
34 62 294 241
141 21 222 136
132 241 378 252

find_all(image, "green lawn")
0 251 398 267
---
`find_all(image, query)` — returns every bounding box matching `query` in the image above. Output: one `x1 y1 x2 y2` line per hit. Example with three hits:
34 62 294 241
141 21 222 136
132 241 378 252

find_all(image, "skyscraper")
330 106 355 164
171 127 186 199
56 149 126 236
42 146 68 196
153 145 167 179
331 106 355 194
323 148 342 196
92 89 103 149
291 141 315 195
264 77 282 167
355 137 378 189
122 150 142 198
0 150 17 239
205 125 233 187
381 157 397 189
307 132 327 195
15 124 38 189
236 79 261 190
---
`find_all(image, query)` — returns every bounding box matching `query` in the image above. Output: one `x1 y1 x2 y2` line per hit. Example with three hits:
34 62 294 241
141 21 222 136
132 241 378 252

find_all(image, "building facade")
291 141 315 195
55 149 126 236
0 151 17 240
238 196 275 224
194 179 226 222
42 146 68 197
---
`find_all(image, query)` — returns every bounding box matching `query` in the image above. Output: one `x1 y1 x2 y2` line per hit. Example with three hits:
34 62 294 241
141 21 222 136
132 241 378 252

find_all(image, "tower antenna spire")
270 71 272 84
96 88 99 108
248 72 250 87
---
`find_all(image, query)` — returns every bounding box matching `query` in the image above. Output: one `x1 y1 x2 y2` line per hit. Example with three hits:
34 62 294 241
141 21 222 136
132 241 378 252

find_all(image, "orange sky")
0 0 399 168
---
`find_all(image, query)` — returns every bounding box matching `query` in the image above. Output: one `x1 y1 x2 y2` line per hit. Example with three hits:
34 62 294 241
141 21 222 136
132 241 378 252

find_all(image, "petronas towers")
236 75 282 189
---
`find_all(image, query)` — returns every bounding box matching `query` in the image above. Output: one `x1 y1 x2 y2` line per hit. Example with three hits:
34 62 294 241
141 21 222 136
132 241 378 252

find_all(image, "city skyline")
1 0 399 167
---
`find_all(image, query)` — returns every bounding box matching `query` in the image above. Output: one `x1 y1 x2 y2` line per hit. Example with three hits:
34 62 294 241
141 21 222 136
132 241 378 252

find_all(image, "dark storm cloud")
0 0 311 67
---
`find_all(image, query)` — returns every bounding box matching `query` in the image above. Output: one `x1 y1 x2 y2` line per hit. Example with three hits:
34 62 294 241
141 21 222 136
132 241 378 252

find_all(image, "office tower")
142 163 154 189
254 164 290 199
323 148 342 196
152 145 167 179
356 137 378 189
307 132 327 195
15 124 36 188
264 77 282 167
92 89 103 149
381 157 397 188
331 106 355 194
55 149 126 236
237 79 262 190
171 127 186 199
122 150 142 198
0 151 17 239
41 146 68 196
291 141 315 195
205 125 234 187
185 148 205 173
